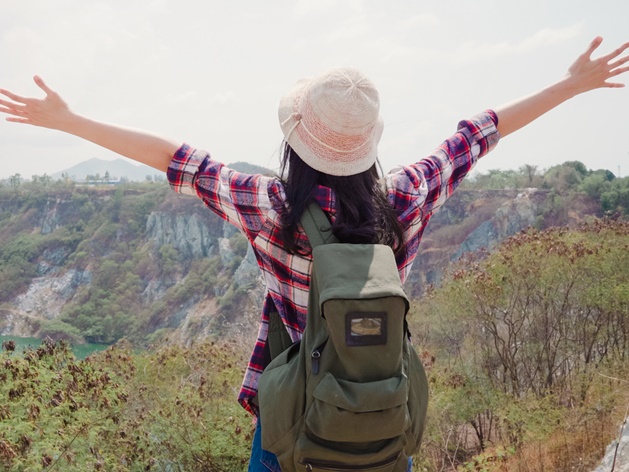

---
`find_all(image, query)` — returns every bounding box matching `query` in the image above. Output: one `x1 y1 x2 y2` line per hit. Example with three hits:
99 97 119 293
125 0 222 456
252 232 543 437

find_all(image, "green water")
0 335 108 360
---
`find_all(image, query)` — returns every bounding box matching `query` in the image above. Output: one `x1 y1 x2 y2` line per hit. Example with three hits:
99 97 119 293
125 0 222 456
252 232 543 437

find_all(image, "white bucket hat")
278 67 384 177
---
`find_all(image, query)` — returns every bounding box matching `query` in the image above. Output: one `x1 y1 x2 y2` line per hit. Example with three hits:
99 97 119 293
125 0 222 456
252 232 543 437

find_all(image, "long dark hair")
279 143 404 255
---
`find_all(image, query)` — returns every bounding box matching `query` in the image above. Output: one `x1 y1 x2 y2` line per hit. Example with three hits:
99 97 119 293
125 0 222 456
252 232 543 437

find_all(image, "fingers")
5 116 32 124
601 41 629 62
608 64 629 79
0 75 51 105
33 75 54 96
584 36 604 59
607 50 629 71
0 100 30 122
0 87 29 105
602 82 625 89
0 97 27 112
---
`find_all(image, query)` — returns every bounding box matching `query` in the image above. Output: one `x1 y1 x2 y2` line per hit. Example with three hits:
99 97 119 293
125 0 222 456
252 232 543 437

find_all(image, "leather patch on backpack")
345 312 387 346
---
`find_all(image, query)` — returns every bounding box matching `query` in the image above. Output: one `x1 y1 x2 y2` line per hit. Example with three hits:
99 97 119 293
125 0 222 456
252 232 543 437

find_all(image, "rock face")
406 189 543 296
452 190 538 261
145 211 222 259
593 420 629 472
14 269 91 320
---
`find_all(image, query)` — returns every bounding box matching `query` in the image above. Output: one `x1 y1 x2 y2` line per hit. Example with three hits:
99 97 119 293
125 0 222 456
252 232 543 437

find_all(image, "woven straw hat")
278 67 383 176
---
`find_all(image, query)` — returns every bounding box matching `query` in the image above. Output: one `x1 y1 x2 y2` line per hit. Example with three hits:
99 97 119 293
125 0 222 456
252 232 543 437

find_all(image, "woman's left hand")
565 36 629 95
495 36 629 138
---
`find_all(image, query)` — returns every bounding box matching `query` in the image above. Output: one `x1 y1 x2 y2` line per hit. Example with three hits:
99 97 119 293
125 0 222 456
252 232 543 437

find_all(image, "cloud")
516 23 584 52
452 23 584 64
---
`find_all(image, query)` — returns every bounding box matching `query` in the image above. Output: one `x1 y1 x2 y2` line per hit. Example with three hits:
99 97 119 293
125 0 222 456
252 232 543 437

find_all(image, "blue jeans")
248 419 282 472
247 419 413 471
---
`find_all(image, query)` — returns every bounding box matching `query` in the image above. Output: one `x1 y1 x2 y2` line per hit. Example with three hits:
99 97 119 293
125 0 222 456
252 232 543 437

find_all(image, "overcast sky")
1 0 628 180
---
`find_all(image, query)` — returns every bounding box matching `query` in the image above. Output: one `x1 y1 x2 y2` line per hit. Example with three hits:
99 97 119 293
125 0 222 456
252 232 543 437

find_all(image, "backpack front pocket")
299 453 400 471
306 373 409 443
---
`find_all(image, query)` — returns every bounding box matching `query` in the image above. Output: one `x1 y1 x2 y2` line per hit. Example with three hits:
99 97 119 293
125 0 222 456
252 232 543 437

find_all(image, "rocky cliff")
0 183 599 345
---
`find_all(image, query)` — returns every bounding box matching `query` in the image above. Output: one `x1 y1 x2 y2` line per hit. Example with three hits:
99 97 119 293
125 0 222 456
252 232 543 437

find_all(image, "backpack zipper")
310 340 327 375
311 350 321 375
301 453 399 470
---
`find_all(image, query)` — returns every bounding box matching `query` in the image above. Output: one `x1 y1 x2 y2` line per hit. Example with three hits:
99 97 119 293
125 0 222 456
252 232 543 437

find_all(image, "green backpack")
258 202 429 472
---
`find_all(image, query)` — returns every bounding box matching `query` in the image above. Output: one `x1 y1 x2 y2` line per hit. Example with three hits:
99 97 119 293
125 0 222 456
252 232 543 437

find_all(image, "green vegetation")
0 178 258 346
0 339 252 471
410 219 629 471
464 160 629 219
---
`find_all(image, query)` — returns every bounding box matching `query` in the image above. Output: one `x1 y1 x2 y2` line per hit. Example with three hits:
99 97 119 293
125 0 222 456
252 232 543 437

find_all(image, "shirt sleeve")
386 110 500 228
167 144 280 241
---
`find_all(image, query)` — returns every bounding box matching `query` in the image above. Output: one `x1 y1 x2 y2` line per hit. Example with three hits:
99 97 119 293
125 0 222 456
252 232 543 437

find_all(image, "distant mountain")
51 158 163 182
50 158 276 182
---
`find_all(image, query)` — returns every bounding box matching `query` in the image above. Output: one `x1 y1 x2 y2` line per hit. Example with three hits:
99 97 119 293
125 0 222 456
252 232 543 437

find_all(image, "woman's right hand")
0 75 76 132
0 75 179 172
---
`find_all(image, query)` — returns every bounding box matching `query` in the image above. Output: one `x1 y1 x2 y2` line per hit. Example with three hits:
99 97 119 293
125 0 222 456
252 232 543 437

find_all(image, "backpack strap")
300 202 339 249
267 202 337 363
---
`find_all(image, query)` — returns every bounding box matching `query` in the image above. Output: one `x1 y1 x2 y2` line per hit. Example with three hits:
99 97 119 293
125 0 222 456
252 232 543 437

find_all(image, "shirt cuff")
167 143 208 196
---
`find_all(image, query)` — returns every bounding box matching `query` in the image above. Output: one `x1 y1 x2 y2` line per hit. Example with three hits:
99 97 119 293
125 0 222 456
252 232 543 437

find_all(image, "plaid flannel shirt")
167 110 500 414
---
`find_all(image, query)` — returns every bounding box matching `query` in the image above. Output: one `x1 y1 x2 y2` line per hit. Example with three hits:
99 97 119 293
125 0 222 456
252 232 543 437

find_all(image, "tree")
8 173 22 187
518 164 541 187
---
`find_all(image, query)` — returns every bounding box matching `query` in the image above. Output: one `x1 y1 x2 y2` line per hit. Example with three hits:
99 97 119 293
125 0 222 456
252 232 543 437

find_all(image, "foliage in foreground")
410 219 629 471
3 219 629 471
0 339 252 471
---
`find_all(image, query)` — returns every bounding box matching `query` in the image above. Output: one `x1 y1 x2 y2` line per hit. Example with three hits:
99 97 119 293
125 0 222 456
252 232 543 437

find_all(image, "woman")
1 36 628 471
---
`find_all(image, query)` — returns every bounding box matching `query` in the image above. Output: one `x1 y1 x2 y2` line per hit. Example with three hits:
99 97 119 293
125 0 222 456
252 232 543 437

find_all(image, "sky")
1 0 628 180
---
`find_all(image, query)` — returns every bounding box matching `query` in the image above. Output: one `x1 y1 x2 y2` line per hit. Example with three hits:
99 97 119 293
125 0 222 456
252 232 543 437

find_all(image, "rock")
593 420 629 472
14 269 91 321
218 238 235 267
0 308 40 337
145 211 220 259
37 248 71 275
234 244 261 288
452 190 537 262
40 198 61 234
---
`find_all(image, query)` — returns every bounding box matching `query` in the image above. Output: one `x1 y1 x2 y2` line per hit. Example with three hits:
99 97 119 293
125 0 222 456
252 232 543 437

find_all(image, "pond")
0 335 109 360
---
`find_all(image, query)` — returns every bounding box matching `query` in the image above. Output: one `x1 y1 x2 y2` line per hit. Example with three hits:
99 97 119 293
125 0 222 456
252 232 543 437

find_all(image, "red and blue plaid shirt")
167 110 500 414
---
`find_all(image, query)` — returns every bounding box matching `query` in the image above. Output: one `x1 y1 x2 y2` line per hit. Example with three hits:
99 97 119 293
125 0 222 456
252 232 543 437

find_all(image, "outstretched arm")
0 76 179 172
495 36 629 137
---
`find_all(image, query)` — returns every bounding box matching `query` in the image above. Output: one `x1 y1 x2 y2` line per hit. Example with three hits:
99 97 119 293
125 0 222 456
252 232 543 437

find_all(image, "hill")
3 159 629 345
50 157 164 182
47 158 277 183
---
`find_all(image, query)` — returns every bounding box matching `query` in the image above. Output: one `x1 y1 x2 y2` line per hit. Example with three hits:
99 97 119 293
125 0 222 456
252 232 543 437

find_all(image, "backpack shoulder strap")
300 202 339 249
266 202 337 362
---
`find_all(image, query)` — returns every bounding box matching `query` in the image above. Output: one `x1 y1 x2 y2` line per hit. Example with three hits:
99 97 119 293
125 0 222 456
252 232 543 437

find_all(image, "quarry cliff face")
0 188 264 343
0 186 587 343
405 189 550 296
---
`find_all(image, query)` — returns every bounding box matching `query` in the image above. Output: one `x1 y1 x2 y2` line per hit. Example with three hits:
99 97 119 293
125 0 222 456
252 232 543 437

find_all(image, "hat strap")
281 112 302 143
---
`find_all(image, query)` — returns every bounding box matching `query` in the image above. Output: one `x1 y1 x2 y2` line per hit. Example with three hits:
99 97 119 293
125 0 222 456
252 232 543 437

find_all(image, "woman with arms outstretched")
1 36 628 472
